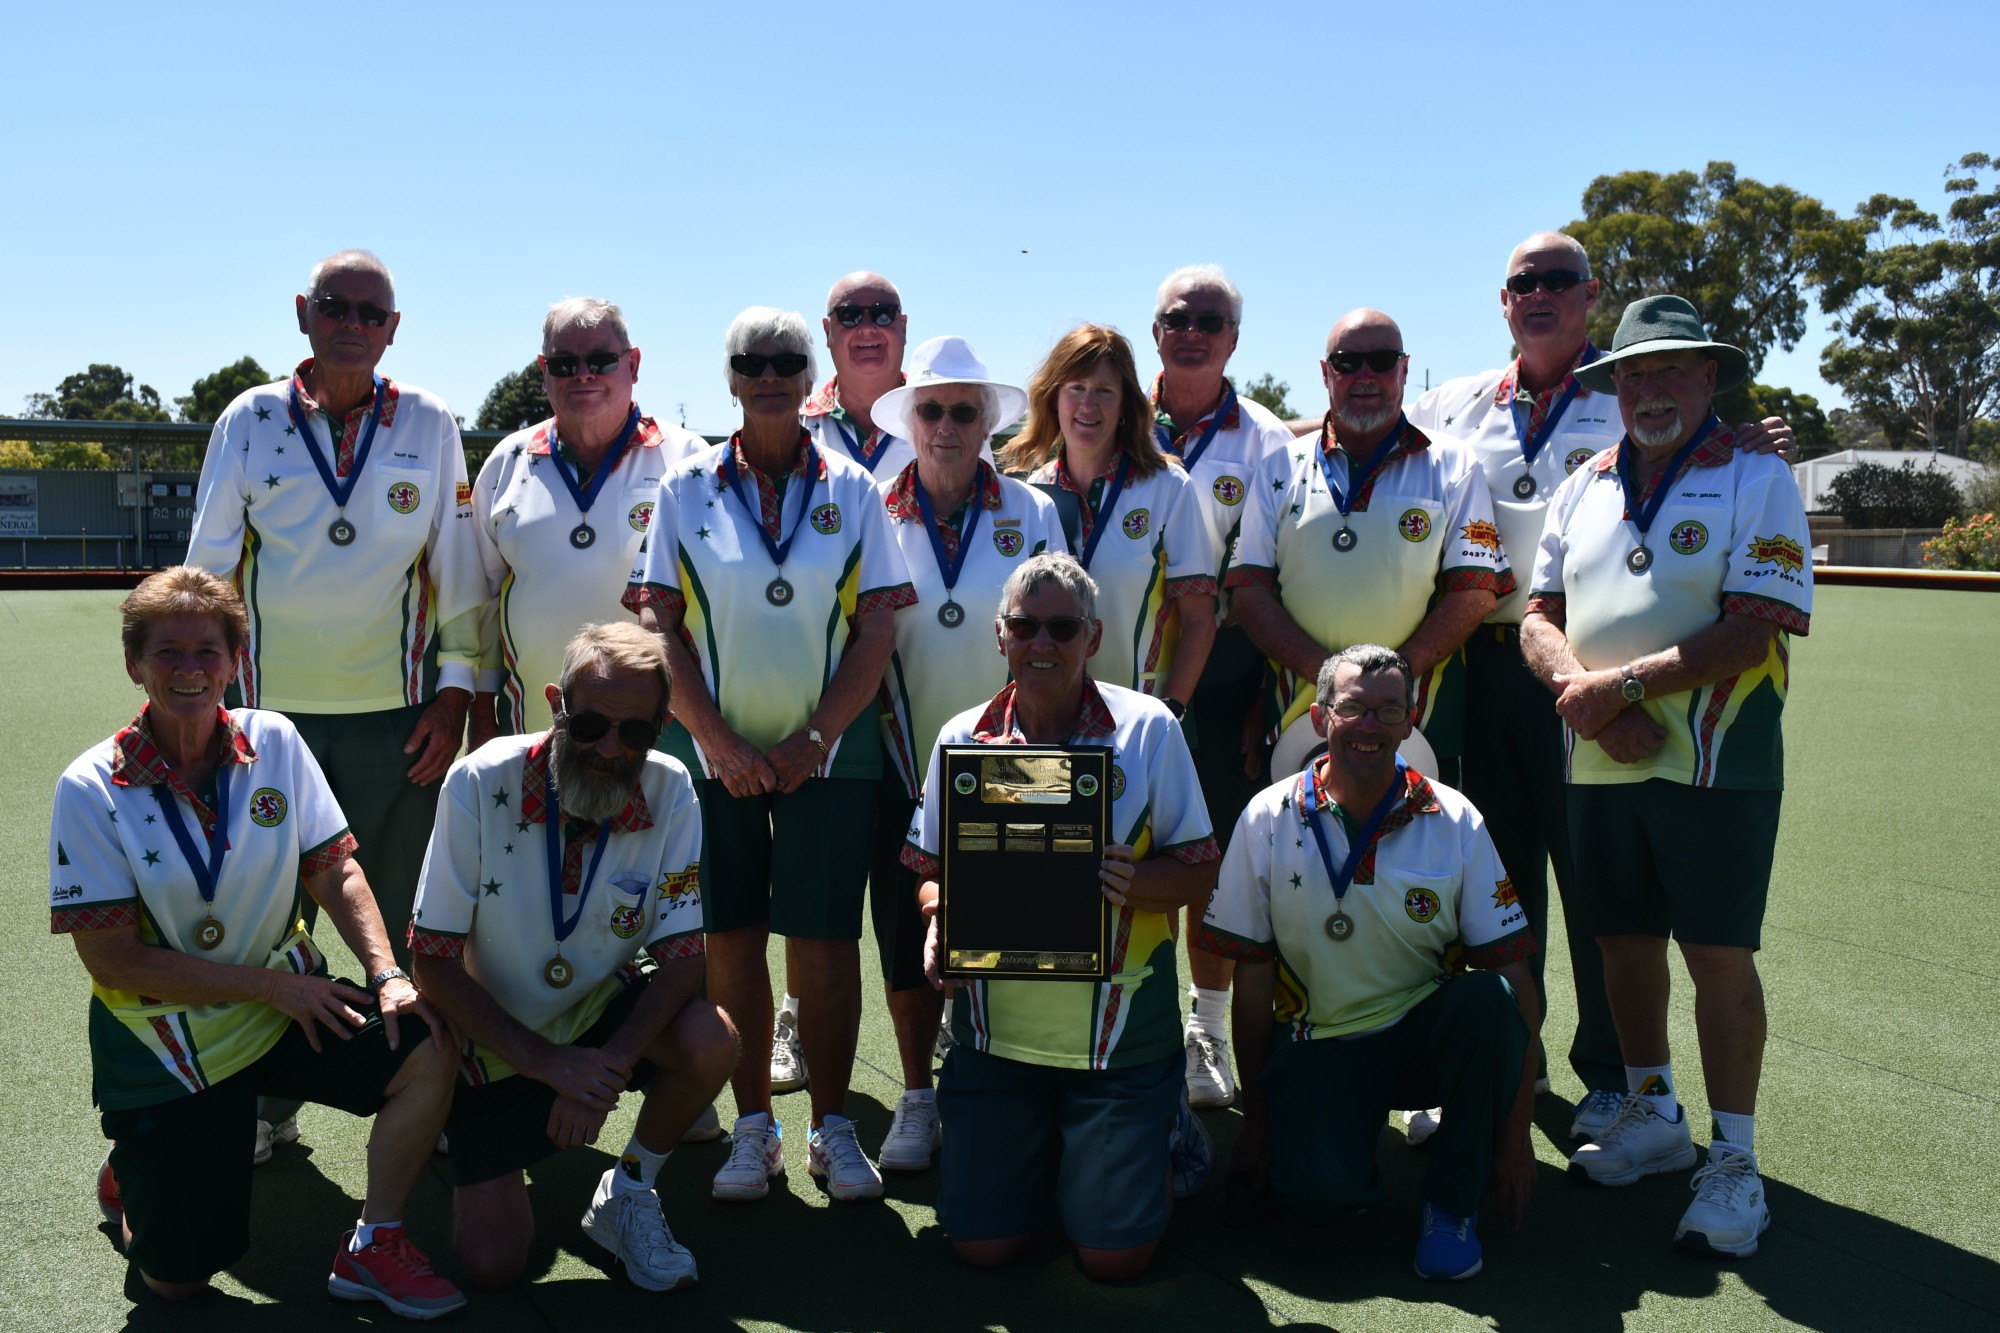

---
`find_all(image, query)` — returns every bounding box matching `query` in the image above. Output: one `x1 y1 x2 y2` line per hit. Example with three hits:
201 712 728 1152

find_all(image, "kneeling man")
1200 645 1539 1280
412 623 736 1291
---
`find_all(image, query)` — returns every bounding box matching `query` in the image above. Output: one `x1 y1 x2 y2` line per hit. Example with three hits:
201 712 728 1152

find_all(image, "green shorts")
1568 781 1782 948
698 778 876 938
99 988 429 1284
445 973 657 1186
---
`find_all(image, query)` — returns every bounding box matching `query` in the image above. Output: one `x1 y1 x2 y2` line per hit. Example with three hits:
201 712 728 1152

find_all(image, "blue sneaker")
1413 1202 1482 1280
1170 1090 1211 1199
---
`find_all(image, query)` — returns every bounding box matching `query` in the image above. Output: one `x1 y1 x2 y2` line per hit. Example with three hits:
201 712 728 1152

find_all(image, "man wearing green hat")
1520 295 1813 1260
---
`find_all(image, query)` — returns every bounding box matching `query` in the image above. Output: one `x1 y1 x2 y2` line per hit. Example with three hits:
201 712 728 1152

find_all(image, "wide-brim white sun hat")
873 335 1028 441
1270 712 1439 784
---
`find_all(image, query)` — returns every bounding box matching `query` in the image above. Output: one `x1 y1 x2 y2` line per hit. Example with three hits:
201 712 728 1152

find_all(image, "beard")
550 725 644 824
1336 399 1399 437
1629 399 1686 449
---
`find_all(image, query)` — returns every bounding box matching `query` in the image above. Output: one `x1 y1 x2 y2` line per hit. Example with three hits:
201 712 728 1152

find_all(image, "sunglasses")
831 302 901 328
1328 700 1410 725
731 351 810 378
1505 269 1589 296
560 700 661 751
1157 310 1235 334
543 349 626 378
1000 614 1090 643
1326 349 1406 375
915 401 982 425
311 294 393 328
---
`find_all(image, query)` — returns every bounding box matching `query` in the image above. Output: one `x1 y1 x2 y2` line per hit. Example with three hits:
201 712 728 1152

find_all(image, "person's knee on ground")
951 1233 1035 1269
452 1174 535 1291
1076 1240 1160 1283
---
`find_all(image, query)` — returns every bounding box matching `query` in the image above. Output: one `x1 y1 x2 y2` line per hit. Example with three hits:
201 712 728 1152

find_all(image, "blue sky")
3 1 1991 435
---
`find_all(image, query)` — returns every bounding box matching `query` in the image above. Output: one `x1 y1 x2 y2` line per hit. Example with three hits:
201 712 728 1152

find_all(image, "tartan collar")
289 358 402 428
1594 423 1737 475
1494 342 1600 408
802 372 906 421
714 430 825 485
970 679 1117 744
519 734 653 834
1303 757 1440 834
108 706 257 794
884 459 1003 522
1317 413 1430 464
1052 450 1123 496
527 412 665 458
1149 372 1240 440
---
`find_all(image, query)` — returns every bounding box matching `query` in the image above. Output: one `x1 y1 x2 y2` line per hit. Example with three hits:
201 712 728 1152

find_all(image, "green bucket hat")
1574 295 1750 395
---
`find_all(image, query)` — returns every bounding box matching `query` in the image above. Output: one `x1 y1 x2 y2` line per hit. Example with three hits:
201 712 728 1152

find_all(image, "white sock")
780 993 800 1020
613 1137 671 1195
1711 1110 1756 1153
1626 1064 1679 1118
1190 986 1229 1035
350 1219 401 1251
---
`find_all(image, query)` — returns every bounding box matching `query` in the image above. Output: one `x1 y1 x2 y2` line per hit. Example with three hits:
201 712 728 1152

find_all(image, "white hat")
873 335 1028 441
1270 712 1438 784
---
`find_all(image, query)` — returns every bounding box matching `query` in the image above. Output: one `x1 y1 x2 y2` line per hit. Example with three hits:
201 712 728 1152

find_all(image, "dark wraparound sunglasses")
831 302 901 328
1000 614 1090 643
1326 349 1406 375
731 352 809 378
915 401 982 425
311 294 393 328
1157 310 1235 334
1505 269 1589 295
544 349 626 378
560 700 661 751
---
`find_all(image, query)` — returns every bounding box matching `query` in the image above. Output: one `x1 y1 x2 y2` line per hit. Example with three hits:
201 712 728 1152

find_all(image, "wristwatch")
1161 697 1188 721
1619 664 1646 703
369 966 411 992
805 727 829 763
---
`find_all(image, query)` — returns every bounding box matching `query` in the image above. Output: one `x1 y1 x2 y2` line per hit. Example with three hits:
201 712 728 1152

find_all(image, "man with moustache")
411 623 736 1292
1147 264 1297 1109
1522 296 1812 1259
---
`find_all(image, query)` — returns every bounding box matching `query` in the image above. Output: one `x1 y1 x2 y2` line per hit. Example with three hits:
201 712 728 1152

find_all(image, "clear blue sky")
3 1 1991 435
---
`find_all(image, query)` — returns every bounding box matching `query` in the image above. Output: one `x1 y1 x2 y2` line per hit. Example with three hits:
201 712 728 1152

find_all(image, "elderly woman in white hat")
861 336 1066 1171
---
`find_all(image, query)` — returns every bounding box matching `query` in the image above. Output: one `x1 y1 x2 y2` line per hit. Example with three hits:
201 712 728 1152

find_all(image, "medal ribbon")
1153 381 1237 471
1074 455 1132 572
548 406 640 518
1300 757 1406 910
913 471 982 596
542 767 613 950
153 764 233 912
1317 415 1406 519
832 415 894 472
1617 413 1720 548
1511 347 1598 468
722 436 819 571
287 376 387 509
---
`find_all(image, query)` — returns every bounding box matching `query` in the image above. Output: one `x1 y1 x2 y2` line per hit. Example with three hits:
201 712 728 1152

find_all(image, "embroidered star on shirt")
255 405 272 421
516 817 530 833
1289 872 1302 888
275 446 285 455
696 525 713 541
107 807 118 822
284 423 297 436
145 813 156 824
492 788 511 808
263 474 282 489
503 843 515 854
143 850 161 865
483 879 502 896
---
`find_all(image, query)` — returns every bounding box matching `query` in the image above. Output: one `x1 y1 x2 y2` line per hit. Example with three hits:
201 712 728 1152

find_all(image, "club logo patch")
1076 774 1099 797
1747 534 1805 572
386 481 421 514
1110 766 1126 801
1122 508 1151 539
953 772 978 796
1670 520 1708 554
658 869 698 906
993 528 1024 557
454 481 472 508
1398 508 1431 542
1405 888 1441 923
1460 519 1501 552
810 503 842 535
1212 475 1244 507
629 500 654 531
1565 447 1594 473
249 787 287 827
609 903 644 939
1492 877 1519 910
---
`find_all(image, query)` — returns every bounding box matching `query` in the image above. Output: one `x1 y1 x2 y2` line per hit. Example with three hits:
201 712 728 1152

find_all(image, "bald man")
804 271 914 476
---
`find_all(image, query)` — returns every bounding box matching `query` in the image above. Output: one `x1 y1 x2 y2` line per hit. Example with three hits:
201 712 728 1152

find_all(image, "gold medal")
544 955 573 988
194 915 226 950
1324 911 1355 942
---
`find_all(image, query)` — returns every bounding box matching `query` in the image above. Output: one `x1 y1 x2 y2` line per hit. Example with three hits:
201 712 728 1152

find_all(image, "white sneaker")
684 1102 723 1144
1569 1088 1628 1142
711 1114 785 1202
1184 1025 1237 1108
808 1114 884 1201
1676 1143 1770 1258
1568 1096 1697 1186
253 1116 301 1166
771 1010 808 1093
934 1009 955 1063
1403 1107 1443 1147
877 1090 941 1172
581 1168 698 1291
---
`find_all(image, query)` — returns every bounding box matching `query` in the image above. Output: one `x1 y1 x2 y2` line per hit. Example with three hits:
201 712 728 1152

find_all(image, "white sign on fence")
0 477 36 536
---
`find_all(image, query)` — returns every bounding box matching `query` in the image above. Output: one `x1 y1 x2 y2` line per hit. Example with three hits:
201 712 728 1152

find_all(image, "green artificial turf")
2 584 1995 1331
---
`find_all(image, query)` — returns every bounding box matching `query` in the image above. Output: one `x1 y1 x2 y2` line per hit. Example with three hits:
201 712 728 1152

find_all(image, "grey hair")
1507 232 1592 281
1315 643 1414 708
998 551 1099 626
901 383 1002 448
557 622 673 721
723 306 817 393
544 297 630 354
306 249 396 306
1156 263 1243 324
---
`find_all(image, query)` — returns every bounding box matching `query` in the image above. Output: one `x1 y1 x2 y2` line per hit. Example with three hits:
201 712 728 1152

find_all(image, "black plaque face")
939 744 1113 981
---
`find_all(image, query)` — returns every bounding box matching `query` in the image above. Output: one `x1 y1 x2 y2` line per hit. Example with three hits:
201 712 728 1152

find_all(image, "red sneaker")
96 1152 121 1226
328 1226 467 1321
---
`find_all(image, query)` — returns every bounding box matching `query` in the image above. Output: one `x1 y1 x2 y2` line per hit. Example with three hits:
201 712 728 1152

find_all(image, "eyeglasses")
1505 269 1589 296
1327 700 1410 725
310 294 393 328
831 302 901 328
1000 614 1090 643
914 401 982 425
1325 349 1406 375
543 349 627 378
730 351 810 378
1157 310 1235 334
560 699 661 751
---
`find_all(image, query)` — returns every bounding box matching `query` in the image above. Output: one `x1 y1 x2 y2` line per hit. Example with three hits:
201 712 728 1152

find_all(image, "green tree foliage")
24 364 171 422
1568 162 1867 379
476 362 551 432
1819 154 2000 458
0 439 119 469
176 356 272 423
1715 382 1836 459
1237 372 1296 421
1825 460 1963 528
